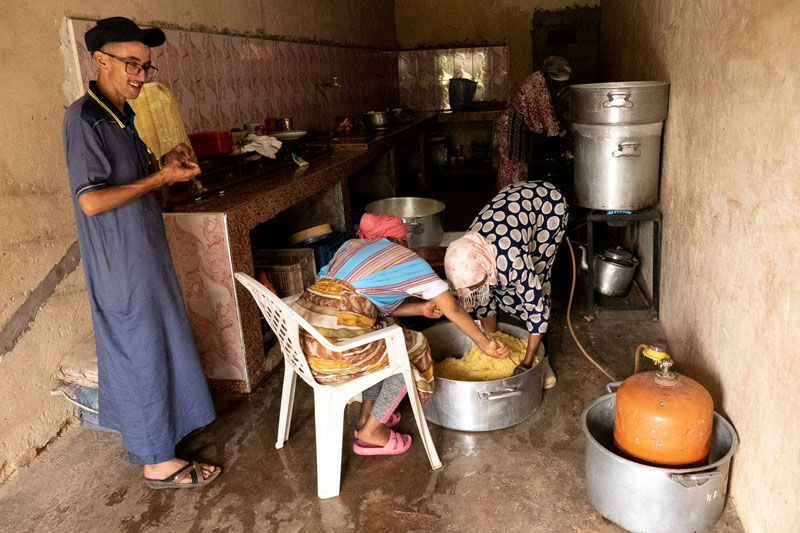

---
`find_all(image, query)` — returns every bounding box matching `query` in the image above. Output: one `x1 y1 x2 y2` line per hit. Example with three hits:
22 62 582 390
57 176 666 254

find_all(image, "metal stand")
586 207 662 318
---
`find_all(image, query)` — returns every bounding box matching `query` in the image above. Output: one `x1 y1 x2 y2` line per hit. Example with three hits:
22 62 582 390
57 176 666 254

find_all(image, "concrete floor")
0 251 745 533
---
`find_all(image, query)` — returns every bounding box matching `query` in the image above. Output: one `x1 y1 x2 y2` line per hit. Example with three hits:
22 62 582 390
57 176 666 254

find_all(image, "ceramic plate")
269 130 308 141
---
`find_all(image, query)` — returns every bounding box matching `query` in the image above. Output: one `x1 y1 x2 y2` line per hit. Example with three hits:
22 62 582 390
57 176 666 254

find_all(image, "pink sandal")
385 411 401 428
354 411 401 439
353 430 412 456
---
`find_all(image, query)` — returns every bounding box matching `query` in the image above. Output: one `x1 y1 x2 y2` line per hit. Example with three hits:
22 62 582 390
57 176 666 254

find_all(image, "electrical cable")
564 237 618 381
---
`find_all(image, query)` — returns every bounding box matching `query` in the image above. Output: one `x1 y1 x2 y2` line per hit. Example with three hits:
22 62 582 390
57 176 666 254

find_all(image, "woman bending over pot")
444 181 568 388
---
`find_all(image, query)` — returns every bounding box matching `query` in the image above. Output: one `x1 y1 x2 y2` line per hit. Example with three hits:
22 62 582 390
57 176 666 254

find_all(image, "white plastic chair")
235 273 442 499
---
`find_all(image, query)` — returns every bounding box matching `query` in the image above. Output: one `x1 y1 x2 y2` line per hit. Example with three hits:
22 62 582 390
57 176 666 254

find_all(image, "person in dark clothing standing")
62 17 220 488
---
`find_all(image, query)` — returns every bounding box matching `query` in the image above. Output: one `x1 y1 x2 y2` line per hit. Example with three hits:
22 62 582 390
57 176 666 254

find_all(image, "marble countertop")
166 113 439 228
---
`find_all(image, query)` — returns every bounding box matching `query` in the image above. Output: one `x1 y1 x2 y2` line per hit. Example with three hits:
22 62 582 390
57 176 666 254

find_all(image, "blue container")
296 232 346 272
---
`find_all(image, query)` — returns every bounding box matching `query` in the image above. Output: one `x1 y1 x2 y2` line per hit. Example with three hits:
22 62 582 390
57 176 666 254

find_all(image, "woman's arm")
431 291 508 358
391 300 443 319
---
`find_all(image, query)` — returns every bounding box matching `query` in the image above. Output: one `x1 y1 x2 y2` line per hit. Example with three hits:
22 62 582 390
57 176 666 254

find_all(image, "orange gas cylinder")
613 345 714 467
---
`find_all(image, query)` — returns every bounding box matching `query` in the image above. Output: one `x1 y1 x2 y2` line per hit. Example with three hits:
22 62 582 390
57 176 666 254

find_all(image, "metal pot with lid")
594 246 639 297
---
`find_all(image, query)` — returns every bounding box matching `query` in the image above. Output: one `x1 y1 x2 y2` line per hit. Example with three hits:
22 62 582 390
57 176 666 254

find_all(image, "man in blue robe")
62 17 220 488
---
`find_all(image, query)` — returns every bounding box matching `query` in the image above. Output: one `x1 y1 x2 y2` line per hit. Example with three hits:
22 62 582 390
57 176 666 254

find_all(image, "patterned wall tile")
70 20 400 135
399 45 509 111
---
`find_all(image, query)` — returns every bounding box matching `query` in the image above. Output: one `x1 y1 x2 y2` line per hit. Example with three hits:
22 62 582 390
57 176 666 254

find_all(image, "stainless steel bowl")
582 389 738 533
422 322 544 432
362 110 392 131
365 197 445 248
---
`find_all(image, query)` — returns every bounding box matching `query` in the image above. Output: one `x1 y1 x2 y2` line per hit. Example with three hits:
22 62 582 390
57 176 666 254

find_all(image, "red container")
188 131 232 156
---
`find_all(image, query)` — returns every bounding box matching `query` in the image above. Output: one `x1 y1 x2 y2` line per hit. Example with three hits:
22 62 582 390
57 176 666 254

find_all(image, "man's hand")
421 301 443 319
159 158 201 185
163 143 198 166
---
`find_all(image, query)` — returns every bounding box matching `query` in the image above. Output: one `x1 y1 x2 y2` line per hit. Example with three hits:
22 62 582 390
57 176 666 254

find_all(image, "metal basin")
570 81 670 125
365 197 445 248
582 390 738 533
422 322 543 432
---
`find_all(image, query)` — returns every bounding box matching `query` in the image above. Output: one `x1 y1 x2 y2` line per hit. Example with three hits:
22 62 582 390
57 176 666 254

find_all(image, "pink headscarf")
357 213 407 241
444 232 498 296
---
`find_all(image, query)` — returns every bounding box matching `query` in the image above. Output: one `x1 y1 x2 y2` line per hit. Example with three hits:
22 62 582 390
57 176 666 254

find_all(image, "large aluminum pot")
573 121 663 210
582 388 739 533
422 322 544 432
594 246 639 296
570 81 670 125
365 197 445 248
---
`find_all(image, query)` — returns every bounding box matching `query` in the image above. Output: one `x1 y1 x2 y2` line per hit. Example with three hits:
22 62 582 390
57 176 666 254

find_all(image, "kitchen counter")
168 113 437 219
163 113 439 393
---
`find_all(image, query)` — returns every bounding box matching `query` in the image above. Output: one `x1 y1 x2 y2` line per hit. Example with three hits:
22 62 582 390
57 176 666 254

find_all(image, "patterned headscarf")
357 214 407 241
444 232 498 309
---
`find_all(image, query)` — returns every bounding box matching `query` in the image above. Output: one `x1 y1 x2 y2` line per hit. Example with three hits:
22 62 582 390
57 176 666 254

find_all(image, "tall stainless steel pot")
573 121 664 210
582 387 738 533
422 322 544 432
365 197 445 248
570 81 670 125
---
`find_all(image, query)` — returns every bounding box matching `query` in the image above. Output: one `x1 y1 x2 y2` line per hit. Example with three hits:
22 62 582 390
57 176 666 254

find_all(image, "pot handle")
479 388 522 401
606 381 623 394
602 90 634 109
670 469 726 488
403 221 424 235
612 142 642 158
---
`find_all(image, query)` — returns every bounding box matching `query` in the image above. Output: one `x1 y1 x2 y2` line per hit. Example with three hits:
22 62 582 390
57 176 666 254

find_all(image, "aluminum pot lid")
603 246 633 262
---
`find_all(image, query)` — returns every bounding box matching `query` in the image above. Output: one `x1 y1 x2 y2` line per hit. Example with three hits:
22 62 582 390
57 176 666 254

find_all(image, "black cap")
85 17 165 53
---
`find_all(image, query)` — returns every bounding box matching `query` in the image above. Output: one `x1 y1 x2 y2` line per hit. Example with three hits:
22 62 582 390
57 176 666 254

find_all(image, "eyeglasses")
99 50 158 81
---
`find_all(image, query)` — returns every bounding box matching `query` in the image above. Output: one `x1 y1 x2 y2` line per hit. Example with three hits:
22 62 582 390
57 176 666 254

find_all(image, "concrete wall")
602 2 800 532
395 0 600 93
0 0 396 483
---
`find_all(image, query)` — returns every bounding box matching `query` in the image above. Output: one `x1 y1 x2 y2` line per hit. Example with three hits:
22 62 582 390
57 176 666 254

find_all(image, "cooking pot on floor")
582 386 738 533
422 322 544 432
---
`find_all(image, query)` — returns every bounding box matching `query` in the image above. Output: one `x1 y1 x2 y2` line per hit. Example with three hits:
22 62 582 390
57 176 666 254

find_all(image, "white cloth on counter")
242 134 282 158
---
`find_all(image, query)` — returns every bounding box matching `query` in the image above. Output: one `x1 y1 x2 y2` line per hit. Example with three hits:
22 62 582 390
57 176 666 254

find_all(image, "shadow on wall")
670 329 729 422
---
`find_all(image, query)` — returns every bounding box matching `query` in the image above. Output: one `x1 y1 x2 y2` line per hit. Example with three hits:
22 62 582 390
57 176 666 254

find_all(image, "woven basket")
253 248 316 297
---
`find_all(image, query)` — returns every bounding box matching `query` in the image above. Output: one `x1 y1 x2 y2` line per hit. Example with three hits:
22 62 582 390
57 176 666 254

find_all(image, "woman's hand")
483 340 509 359
421 301 443 319
418 391 432 404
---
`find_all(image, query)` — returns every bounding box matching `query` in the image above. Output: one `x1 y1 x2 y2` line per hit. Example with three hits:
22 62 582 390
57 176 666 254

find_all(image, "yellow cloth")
434 331 533 382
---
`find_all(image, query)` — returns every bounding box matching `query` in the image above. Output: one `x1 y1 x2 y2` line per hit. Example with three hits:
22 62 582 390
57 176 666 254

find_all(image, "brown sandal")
145 460 221 489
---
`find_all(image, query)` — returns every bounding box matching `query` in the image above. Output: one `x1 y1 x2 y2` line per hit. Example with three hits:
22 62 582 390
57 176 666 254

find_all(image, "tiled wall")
71 20 399 134
398 46 509 111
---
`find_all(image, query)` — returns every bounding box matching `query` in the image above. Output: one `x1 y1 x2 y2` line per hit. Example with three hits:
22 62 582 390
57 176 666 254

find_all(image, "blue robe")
62 82 215 463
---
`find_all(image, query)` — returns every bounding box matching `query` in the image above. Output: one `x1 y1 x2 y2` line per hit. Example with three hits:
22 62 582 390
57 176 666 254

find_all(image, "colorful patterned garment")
292 239 449 393
494 72 562 190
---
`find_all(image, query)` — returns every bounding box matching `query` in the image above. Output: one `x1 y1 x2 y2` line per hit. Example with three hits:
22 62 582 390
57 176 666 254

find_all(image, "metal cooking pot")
365 197 445 248
573 121 663 210
570 81 670 125
422 322 544 432
362 110 392 131
594 246 639 297
582 387 738 533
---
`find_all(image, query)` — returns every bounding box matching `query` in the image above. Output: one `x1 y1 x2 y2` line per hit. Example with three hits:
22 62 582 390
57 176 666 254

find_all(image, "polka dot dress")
469 181 568 335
